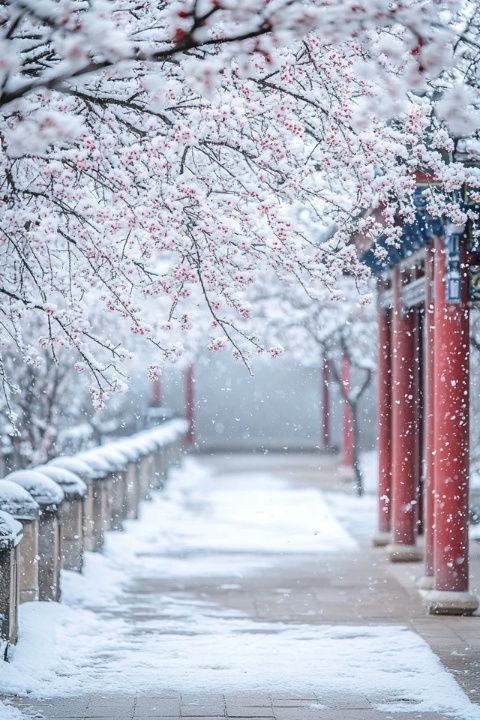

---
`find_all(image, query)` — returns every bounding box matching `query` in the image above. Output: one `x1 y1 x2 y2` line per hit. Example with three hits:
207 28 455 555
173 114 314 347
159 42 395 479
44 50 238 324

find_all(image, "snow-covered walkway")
1 454 479 720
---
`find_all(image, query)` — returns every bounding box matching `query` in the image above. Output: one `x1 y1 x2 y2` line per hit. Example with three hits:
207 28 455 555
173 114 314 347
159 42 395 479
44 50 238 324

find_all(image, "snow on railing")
0 419 188 659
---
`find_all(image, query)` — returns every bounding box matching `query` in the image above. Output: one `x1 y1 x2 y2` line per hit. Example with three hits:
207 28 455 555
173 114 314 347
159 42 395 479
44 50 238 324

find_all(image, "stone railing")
0 418 188 660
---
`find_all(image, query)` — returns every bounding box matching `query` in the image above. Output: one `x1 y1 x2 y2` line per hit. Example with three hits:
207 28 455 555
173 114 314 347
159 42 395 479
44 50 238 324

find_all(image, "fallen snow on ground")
60 458 358 610
2 599 479 720
0 703 23 719
325 490 377 542
109 458 358 557
1 458 479 720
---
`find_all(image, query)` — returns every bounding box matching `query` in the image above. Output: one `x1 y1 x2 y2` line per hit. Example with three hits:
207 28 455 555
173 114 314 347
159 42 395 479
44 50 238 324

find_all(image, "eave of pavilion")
357 174 445 278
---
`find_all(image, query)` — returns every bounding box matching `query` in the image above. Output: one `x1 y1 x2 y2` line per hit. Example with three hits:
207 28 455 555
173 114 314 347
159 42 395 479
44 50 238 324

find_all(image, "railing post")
0 481 40 603
76 453 111 553
7 471 65 602
50 457 95 556
37 465 86 573
0 511 22 658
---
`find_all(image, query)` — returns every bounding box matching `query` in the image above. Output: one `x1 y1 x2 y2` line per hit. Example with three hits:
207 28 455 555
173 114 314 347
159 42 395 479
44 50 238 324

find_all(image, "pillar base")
372 531 391 548
417 574 434 591
425 589 479 616
387 543 423 563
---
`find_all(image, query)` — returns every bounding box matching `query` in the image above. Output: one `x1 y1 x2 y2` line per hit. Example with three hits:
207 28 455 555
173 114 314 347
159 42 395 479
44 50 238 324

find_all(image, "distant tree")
0 345 91 467
253 263 376 494
324 329 374 496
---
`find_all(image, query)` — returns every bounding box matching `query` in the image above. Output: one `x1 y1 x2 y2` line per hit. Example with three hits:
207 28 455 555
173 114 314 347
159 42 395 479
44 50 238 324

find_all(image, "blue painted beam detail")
360 187 445 274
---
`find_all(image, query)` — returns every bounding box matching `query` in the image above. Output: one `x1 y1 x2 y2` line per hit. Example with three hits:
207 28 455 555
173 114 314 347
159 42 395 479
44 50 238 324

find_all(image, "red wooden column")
388 266 422 562
413 308 424 536
321 353 331 450
184 365 195 446
426 233 478 614
151 377 161 407
341 357 353 469
373 304 392 547
419 245 435 589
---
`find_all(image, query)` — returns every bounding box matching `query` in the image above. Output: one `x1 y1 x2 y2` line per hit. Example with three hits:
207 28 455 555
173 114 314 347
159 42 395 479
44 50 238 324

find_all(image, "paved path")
6 453 480 720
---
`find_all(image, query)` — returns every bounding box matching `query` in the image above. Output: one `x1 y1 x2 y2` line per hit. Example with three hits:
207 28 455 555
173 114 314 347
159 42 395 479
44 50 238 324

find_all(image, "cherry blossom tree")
0 0 479 413
0 341 91 469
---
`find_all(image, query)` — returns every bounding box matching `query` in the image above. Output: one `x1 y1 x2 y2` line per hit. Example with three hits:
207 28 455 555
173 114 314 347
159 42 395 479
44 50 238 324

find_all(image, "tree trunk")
350 401 364 497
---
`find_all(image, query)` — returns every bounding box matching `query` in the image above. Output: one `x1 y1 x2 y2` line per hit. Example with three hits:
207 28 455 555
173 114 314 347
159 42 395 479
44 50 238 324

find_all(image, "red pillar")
151 377 161 407
427 234 478 614
184 365 195 446
388 266 422 562
341 357 353 468
321 354 331 450
420 245 435 588
413 308 424 536
373 305 392 547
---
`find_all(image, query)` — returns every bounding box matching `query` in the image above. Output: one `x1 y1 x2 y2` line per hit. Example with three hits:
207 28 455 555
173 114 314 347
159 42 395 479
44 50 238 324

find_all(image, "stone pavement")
7 694 452 719
6 453 480 720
